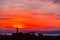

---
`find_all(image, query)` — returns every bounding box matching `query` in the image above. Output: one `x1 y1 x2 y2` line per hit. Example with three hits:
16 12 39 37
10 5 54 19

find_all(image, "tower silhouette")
16 26 19 40
16 26 18 34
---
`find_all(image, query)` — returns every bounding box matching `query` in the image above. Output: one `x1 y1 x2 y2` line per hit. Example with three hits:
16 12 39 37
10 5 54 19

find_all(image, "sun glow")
13 24 24 28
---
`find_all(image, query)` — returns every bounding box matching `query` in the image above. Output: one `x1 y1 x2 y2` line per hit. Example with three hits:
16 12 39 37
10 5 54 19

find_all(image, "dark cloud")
53 0 60 3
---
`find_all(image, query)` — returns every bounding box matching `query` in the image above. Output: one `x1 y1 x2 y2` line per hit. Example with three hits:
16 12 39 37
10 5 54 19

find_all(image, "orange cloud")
0 9 60 30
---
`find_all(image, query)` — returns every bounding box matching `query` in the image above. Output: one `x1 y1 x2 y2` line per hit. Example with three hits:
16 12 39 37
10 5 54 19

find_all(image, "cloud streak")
0 18 10 20
0 0 60 14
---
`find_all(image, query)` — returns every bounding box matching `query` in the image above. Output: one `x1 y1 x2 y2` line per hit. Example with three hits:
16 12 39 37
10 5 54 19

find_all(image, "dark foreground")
0 32 60 40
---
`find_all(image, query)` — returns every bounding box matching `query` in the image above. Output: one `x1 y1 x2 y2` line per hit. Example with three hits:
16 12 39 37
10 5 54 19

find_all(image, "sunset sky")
0 0 60 31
